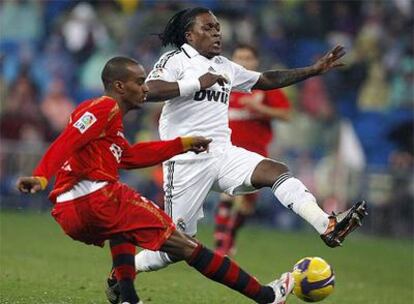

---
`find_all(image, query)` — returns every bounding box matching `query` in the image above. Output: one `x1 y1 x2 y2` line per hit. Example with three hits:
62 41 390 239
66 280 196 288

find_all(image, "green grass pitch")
1 211 413 304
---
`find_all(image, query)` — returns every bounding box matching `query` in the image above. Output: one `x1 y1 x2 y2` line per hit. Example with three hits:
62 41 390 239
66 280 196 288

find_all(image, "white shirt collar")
181 43 200 58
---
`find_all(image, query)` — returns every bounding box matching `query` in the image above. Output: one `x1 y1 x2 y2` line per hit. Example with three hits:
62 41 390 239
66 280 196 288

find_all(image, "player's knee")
271 160 289 174
251 159 290 188
161 230 198 261
169 238 197 261
175 232 199 261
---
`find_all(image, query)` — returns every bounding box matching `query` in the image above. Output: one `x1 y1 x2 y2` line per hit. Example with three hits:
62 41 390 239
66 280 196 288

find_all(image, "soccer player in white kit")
129 6 367 290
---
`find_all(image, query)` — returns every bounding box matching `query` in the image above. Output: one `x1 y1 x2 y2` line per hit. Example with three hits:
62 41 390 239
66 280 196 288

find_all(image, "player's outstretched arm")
120 136 212 169
252 45 346 90
16 176 48 194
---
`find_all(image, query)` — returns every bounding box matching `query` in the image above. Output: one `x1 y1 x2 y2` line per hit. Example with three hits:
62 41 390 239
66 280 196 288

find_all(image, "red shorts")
51 182 175 250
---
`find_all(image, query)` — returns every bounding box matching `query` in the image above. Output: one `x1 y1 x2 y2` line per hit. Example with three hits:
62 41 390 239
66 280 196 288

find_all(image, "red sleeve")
120 138 184 169
265 89 290 109
33 101 112 180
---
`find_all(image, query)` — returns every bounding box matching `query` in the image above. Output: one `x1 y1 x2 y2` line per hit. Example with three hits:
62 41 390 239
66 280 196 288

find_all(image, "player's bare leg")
251 159 367 247
116 230 294 304
160 230 294 304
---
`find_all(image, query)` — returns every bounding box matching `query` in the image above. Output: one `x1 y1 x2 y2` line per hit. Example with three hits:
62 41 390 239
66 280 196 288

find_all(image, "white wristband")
177 78 201 96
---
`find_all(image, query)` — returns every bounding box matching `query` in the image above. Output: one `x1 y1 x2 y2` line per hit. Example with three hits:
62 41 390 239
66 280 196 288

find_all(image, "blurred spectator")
30 34 76 95
255 1 287 55
357 61 390 111
389 49 414 109
39 79 75 139
1 40 37 86
354 2 385 62
329 1 360 35
294 1 327 39
122 2 177 54
231 15 255 44
0 0 43 42
42 0 72 37
115 0 140 14
0 70 50 142
78 44 115 98
388 120 414 169
97 1 128 45
61 2 110 64
300 76 333 121
131 37 162 72
0 68 7 116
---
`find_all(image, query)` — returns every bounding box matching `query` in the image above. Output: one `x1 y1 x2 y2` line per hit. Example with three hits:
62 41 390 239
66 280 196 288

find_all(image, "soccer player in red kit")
17 57 295 304
214 45 292 255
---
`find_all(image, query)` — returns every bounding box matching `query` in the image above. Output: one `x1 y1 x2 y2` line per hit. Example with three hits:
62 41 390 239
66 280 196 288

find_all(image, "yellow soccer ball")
292 257 335 302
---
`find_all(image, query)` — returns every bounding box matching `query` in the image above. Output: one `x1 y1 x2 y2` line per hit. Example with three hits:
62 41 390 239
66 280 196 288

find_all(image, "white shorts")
162 145 265 235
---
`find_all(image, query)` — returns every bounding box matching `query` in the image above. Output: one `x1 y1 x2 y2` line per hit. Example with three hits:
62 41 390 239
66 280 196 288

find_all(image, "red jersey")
228 89 290 156
33 96 184 202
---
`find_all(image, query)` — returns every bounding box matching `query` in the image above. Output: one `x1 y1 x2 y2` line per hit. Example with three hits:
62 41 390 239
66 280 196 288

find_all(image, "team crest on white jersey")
73 112 97 134
147 68 164 80
176 218 186 232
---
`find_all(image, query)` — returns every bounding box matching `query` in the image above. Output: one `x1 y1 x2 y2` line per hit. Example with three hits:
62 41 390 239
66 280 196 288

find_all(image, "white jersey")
146 43 260 160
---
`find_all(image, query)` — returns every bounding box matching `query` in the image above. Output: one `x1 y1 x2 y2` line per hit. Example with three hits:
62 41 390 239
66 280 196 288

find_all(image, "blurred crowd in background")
0 0 413 236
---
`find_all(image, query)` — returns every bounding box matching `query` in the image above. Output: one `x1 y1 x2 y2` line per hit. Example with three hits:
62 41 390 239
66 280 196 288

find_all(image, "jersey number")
110 143 123 163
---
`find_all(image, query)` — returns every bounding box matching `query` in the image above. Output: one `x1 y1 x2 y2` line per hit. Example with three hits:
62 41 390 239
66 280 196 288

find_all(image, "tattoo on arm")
253 67 319 90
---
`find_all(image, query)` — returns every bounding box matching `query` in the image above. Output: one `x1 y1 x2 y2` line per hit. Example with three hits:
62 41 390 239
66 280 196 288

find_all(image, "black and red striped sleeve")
120 138 184 169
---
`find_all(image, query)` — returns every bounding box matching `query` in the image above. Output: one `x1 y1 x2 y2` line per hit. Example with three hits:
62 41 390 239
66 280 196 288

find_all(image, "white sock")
135 250 174 272
272 174 329 234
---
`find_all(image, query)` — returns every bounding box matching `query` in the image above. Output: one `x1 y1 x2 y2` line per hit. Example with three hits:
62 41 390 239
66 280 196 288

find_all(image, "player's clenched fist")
16 176 48 194
199 72 229 89
181 136 212 154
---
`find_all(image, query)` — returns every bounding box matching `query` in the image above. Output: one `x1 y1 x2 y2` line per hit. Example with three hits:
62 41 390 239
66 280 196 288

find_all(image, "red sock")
187 244 274 304
110 238 139 304
228 211 247 243
214 200 233 253
227 194 256 253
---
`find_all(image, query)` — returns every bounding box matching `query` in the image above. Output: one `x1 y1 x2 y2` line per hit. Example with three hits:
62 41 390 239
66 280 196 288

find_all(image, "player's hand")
16 176 47 194
312 45 346 74
181 136 212 154
199 72 229 89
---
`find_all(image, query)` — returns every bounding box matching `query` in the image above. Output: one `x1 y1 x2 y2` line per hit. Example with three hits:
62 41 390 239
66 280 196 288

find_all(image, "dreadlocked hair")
159 7 212 48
